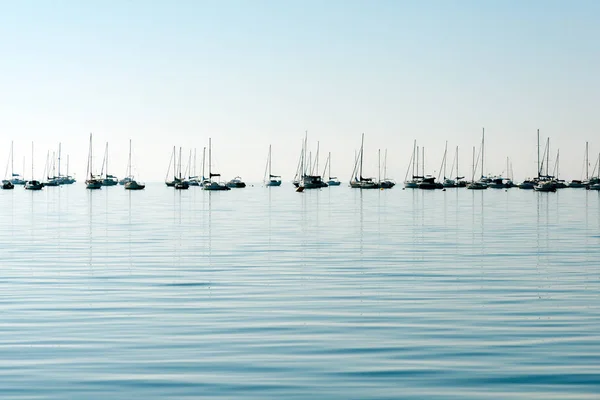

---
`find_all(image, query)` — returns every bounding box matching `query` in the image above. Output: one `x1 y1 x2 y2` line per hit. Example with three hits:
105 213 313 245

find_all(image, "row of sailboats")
85 133 144 190
2 141 76 189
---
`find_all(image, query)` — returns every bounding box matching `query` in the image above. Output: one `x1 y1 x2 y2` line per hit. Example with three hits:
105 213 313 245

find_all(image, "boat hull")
125 181 145 190
86 180 102 189
25 180 43 190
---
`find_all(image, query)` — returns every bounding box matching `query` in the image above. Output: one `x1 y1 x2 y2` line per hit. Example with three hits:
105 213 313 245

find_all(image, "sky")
0 0 599 182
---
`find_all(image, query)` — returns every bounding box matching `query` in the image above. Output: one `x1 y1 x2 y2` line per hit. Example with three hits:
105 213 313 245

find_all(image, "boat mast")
209 138 212 180
471 146 475 182
87 133 92 179
128 139 132 178
378 148 381 183
329 151 332 179
58 143 61 177
202 147 206 180
11 141 14 177
178 147 182 180
586 141 589 180
421 146 425 177
546 138 550 178
481 127 485 179
416 145 419 177
360 133 364 180
456 146 459 180
537 129 540 179
67 155 69 177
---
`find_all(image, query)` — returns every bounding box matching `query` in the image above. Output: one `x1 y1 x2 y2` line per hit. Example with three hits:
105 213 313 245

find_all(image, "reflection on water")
0 184 599 399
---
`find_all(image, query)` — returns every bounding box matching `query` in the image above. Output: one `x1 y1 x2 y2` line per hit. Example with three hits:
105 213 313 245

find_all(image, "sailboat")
588 153 600 190
98 143 118 186
62 154 76 184
165 146 180 187
322 151 340 186
350 133 379 189
440 141 456 188
7 142 26 185
43 151 60 186
404 141 420 188
264 145 282 186
295 132 327 189
85 133 102 189
24 142 43 190
466 144 487 190
2 143 15 189
569 142 589 188
203 138 230 191
379 149 395 188
187 149 200 186
467 129 488 190
443 145 462 188
174 147 189 190
124 139 145 190
534 135 557 192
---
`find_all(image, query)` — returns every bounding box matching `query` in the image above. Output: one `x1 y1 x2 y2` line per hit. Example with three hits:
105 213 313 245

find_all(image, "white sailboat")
174 147 189 190
404 140 420 188
264 145 282 186
379 149 395 188
85 133 102 189
2 142 15 189
124 139 145 190
7 141 26 185
322 151 340 186
350 133 378 189
589 153 600 190
203 138 230 191
24 142 43 190
98 142 118 186
187 148 201 186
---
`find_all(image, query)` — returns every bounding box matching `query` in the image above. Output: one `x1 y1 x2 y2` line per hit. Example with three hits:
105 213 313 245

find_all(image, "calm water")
1 184 599 399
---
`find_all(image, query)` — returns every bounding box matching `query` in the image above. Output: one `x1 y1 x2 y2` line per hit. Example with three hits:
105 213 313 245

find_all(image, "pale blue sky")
0 0 598 181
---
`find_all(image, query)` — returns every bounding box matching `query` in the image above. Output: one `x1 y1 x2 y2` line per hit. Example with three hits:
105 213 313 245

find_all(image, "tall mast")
472 146 475 182
481 127 485 179
537 129 540 179
128 139 132 177
31 142 34 180
556 149 560 180
178 147 182 179
173 146 176 180
378 149 381 183
442 141 448 179
546 138 550 178
87 133 92 179
58 142 62 177
329 151 332 178
67 155 69 177
193 148 197 177
586 141 589 180
456 146 459 180
202 147 206 180
422 146 425 177
269 145 272 177
416 145 419 177
11 141 14 177
209 138 212 179
360 133 365 179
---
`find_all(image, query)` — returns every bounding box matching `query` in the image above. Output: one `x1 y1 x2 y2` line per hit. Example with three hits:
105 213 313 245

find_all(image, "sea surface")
0 184 599 399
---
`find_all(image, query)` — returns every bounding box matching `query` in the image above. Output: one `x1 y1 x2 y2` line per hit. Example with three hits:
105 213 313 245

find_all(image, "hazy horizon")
1 1 599 182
